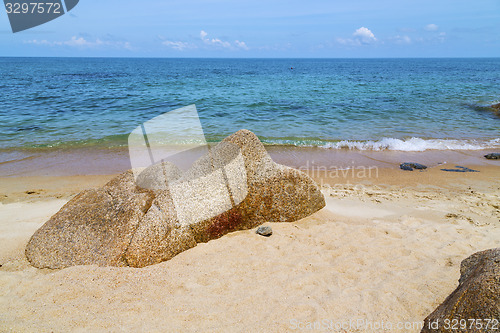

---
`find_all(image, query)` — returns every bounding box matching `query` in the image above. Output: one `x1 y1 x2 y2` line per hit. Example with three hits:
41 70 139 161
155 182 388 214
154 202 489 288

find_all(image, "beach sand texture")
1 163 499 332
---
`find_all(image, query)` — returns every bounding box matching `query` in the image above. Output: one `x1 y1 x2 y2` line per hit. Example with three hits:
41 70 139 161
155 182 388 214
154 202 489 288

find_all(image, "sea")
1 57 499 175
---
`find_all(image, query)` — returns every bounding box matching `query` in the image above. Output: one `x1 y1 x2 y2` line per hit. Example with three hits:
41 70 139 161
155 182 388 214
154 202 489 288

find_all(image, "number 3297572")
5 2 62 14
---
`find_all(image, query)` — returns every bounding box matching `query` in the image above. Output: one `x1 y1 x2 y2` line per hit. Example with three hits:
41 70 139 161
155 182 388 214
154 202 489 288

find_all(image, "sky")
0 0 499 58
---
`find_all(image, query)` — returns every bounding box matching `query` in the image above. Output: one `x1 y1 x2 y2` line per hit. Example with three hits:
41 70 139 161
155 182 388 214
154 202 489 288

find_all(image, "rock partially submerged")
491 103 500 116
421 248 500 333
26 130 325 268
400 162 427 171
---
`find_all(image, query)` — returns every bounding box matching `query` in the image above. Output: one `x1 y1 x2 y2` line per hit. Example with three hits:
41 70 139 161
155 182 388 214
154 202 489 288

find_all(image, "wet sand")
1 145 498 177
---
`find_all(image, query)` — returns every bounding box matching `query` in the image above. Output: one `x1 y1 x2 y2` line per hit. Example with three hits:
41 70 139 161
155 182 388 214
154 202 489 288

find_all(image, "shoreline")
1 144 498 204
0 145 498 177
1 164 499 203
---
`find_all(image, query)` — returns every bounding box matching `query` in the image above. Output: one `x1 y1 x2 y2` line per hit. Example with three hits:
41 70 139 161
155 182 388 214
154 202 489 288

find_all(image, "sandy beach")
1 149 498 332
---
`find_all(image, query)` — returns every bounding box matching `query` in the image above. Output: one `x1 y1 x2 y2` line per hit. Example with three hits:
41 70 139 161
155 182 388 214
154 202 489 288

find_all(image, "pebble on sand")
400 162 427 171
256 226 273 237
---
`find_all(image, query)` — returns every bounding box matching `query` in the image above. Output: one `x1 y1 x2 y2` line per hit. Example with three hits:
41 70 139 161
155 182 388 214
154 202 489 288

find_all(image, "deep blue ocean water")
1 57 499 151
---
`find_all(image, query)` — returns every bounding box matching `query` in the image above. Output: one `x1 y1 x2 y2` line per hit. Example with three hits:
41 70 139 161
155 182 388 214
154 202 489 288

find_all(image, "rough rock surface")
421 248 500 333
26 129 325 268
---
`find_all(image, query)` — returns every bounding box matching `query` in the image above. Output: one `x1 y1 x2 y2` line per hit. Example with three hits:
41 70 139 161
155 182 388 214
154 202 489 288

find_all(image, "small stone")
256 226 272 237
400 162 427 171
484 153 500 160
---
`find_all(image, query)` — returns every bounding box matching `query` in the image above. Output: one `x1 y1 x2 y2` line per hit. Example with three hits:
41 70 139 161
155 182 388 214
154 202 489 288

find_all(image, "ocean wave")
4 134 500 152
319 137 500 151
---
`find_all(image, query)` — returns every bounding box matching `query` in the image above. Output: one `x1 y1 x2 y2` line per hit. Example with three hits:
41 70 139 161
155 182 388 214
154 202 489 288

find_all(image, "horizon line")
1 55 500 60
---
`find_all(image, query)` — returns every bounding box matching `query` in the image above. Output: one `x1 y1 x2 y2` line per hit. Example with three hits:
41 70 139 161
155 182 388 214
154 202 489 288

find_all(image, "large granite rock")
421 248 500 333
26 130 325 268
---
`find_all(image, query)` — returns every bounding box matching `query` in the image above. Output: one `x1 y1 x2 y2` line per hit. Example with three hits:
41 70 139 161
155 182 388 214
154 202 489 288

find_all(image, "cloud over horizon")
337 27 377 46
161 30 250 52
24 36 132 50
161 40 195 51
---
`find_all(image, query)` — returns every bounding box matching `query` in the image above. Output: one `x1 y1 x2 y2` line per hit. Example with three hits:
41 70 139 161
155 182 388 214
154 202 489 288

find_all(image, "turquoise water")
1 57 499 152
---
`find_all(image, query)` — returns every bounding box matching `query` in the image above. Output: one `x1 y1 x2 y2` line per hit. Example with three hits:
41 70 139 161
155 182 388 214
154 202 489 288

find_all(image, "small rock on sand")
256 226 273 237
400 162 427 171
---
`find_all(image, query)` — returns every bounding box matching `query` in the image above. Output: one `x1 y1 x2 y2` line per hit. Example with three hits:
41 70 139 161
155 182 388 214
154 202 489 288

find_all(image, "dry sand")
0 163 499 332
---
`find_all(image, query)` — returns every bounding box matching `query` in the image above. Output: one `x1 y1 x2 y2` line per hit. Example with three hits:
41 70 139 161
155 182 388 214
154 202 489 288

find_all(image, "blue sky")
0 0 499 57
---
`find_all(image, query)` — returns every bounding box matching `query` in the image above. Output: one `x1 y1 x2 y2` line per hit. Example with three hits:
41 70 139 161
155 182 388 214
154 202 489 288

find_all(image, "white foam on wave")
320 138 500 151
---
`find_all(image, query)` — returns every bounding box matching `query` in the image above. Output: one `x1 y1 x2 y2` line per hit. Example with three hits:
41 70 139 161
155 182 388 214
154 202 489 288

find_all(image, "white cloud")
162 40 195 51
425 24 439 31
353 27 377 43
234 40 249 50
200 30 231 48
199 30 249 50
65 36 100 47
414 31 446 44
337 27 377 46
24 39 51 46
24 36 132 50
393 35 412 44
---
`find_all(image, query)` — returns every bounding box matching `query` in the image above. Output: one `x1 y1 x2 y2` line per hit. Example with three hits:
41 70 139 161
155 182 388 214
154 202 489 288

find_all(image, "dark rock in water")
26 130 325 268
256 226 273 237
421 248 500 333
485 153 500 160
400 162 427 171
440 166 479 173
489 103 500 117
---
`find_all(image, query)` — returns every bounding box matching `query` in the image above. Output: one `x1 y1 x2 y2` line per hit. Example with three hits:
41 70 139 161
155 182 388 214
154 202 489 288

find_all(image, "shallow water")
1 58 499 153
